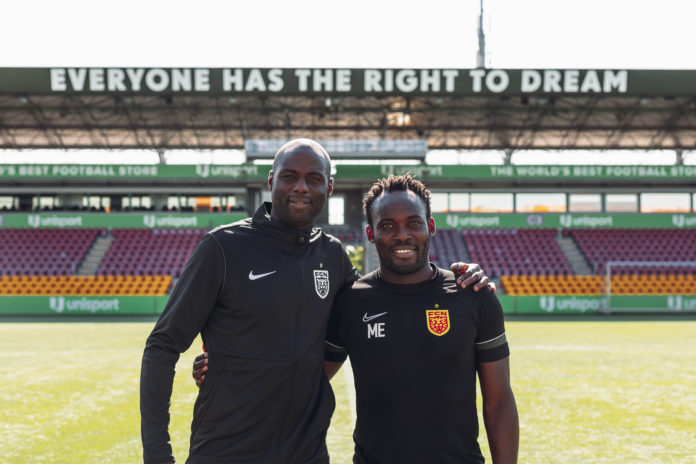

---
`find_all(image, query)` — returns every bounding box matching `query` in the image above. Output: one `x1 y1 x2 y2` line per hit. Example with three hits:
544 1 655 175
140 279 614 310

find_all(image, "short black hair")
363 174 431 227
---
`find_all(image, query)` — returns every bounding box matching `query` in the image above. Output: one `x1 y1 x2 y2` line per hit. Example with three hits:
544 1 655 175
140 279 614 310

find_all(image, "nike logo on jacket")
248 270 277 280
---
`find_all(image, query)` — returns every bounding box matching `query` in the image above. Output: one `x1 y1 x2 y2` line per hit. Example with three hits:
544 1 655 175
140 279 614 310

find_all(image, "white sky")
2 0 696 165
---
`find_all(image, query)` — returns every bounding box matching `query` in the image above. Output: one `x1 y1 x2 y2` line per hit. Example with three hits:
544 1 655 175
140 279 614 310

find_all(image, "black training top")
325 266 509 464
141 203 358 464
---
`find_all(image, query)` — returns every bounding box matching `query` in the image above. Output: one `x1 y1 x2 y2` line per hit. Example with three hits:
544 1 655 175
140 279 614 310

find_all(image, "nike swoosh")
362 311 388 323
248 270 277 280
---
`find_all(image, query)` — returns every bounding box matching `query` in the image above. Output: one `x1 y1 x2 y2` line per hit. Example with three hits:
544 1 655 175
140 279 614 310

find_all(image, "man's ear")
428 218 436 236
365 225 374 242
327 177 334 197
267 170 274 190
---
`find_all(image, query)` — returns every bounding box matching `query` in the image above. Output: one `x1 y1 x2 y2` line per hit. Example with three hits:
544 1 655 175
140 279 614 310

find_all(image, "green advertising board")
608 294 696 312
1 212 695 229
0 295 165 316
433 213 696 230
3 164 696 181
0 212 247 229
511 295 696 314
2 294 692 316
496 295 516 315
516 295 607 314
336 164 696 181
0 164 265 180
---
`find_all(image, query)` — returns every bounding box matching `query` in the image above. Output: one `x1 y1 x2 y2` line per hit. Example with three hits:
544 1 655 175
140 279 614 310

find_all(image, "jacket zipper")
273 257 304 463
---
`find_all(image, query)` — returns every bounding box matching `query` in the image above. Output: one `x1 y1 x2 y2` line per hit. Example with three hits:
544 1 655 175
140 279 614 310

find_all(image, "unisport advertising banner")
2 212 694 230
513 295 696 314
0 213 247 229
0 296 161 315
335 164 696 181
3 164 696 181
516 295 607 314
1 294 693 316
432 213 696 230
0 164 265 180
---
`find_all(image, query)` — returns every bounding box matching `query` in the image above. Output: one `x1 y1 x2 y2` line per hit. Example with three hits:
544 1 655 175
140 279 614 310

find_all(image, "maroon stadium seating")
97 228 206 277
0 228 100 276
458 229 573 278
429 229 470 269
567 228 696 275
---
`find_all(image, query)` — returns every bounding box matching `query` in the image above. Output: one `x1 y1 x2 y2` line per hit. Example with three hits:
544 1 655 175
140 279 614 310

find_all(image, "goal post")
603 261 696 313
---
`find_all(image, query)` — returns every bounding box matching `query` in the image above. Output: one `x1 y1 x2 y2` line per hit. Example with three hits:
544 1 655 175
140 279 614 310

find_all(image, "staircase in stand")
77 233 114 276
556 235 593 276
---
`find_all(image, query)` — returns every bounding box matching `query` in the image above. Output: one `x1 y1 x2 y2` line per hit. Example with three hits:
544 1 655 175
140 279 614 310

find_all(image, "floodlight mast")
476 0 487 68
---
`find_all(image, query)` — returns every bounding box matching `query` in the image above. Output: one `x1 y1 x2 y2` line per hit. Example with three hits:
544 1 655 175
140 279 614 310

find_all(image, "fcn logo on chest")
426 309 450 336
313 270 329 299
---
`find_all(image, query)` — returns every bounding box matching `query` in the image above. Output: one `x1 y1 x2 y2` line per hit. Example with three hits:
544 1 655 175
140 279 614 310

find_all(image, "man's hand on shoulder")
192 352 208 388
450 262 496 292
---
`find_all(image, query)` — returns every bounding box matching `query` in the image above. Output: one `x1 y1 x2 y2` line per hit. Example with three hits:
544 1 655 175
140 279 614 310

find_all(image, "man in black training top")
142 139 491 464
323 175 518 463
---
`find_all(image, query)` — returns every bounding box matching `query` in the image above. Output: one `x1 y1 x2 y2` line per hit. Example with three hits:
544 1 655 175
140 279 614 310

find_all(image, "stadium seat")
0 228 100 276
0 275 172 296
457 229 574 278
97 228 206 277
568 228 696 275
500 274 696 295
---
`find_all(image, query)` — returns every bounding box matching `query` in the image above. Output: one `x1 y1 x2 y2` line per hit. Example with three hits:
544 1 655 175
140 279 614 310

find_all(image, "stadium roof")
1 67 696 151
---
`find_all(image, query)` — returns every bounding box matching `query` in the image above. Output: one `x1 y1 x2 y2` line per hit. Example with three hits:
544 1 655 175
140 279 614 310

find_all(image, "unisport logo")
539 296 555 312
195 164 210 178
559 215 572 228
49 296 66 313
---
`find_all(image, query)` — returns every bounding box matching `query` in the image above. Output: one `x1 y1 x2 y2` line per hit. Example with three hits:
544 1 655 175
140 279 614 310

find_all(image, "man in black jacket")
142 139 490 464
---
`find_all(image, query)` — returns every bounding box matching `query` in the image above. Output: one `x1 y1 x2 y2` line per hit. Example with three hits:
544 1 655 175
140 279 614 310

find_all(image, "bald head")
267 138 334 229
273 139 332 176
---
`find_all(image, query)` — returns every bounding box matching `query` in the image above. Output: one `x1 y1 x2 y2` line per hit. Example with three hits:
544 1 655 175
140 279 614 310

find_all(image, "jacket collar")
252 202 316 247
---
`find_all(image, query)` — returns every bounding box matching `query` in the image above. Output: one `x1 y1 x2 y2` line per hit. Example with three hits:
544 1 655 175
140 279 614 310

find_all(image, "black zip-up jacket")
140 203 358 464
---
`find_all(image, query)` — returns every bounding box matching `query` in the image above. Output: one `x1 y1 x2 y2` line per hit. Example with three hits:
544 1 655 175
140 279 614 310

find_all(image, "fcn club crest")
313 270 329 299
426 309 450 336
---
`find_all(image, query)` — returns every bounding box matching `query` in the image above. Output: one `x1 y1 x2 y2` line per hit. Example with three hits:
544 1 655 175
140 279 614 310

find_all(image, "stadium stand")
0 228 100 276
0 275 171 296
0 228 204 297
429 229 471 269
502 274 696 295
502 275 601 295
97 228 206 277
429 228 696 296
1 225 694 298
460 229 574 278
567 228 696 274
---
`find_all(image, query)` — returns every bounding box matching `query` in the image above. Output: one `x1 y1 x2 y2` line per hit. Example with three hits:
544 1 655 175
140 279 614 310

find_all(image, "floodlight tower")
476 0 487 68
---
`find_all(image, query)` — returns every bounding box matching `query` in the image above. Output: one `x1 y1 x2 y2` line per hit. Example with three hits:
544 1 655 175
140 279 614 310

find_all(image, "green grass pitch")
0 319 694 463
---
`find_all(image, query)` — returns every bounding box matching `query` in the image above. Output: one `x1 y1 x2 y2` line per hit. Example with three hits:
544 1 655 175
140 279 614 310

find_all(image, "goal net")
602 261 696 314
